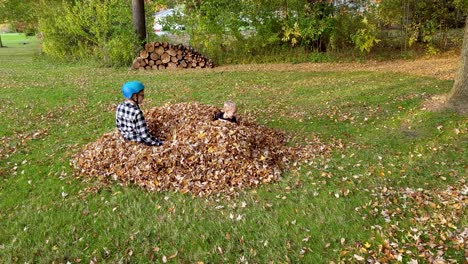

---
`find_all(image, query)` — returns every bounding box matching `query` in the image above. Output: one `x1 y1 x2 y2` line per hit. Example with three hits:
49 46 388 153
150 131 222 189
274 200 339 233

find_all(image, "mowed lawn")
0 34 466 263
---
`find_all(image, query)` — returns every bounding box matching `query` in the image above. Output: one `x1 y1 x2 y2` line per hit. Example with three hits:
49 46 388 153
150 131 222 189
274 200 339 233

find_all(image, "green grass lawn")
0 33 466 263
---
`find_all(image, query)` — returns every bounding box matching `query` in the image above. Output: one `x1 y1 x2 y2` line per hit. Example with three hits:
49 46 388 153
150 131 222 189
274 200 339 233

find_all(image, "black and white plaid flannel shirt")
116 101 162 146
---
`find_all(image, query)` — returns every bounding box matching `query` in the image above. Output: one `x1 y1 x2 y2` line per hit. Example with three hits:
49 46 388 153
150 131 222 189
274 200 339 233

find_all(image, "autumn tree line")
0 0 467 66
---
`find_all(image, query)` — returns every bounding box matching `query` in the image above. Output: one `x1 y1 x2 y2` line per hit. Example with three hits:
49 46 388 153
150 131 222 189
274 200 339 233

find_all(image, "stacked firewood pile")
132 42 214 70
72 103 341 196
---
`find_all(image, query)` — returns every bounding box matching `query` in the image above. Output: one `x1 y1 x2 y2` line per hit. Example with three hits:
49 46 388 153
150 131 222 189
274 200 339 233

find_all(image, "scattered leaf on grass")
341 182 467 262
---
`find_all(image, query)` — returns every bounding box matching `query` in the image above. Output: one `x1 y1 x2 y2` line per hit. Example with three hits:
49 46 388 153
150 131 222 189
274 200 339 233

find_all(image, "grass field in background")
0 33 40 55
0 34 466 263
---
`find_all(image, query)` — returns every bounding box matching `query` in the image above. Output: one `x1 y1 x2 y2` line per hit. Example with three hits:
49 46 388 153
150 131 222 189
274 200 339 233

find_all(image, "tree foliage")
378 0 467 53
158 0 382 62
1 0 467 66
39 0 137 66
0 0 40 34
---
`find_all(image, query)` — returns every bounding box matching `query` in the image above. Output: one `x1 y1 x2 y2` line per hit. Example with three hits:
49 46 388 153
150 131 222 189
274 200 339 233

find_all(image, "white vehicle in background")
153 8 184 36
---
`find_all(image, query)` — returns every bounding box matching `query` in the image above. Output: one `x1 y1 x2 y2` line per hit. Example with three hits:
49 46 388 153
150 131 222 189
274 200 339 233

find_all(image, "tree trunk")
447 16 468 114
0 35 3 48
132 0 146 45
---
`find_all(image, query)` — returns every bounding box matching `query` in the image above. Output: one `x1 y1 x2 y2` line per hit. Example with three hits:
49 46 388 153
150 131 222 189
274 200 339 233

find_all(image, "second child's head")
122 81 145 105
223 101 237 118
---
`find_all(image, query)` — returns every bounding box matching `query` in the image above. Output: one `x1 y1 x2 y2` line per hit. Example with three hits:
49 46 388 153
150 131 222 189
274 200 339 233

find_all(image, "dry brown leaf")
72 102 340 196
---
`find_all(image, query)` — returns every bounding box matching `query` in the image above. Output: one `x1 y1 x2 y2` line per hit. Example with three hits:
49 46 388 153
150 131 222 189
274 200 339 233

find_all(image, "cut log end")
132 41 214 70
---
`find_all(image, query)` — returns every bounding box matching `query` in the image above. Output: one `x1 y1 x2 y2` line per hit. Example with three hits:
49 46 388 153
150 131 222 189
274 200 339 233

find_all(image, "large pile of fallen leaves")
73 103 307 196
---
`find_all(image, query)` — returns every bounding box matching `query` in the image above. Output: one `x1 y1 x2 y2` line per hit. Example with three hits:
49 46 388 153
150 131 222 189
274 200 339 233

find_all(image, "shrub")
170 0 382 63
281 1 335 52
39 0 137 66
351 17 381 53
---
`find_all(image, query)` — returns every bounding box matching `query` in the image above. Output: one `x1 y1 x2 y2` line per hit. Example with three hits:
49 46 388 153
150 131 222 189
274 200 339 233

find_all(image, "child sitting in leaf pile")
214 100 238 124
116 81 163 146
